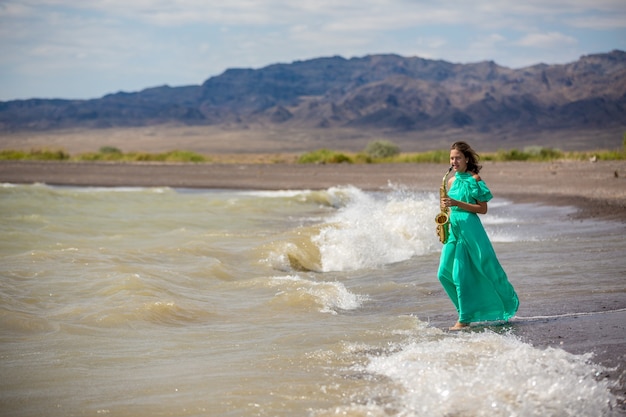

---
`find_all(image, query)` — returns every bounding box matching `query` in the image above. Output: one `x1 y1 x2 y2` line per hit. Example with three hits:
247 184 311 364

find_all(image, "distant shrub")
36 149 69 160
77 152 102 161
297 149 353 164
79 148 124 161
75 149 207 163
490 147 564 162
364 140 400 159
523 146 563 160
0 150 29 160
99 146 122 154
353 153 373 163
0 148 69 161
162 150 206 163
496 148 530 161
129 152 155 161
400 150 450 163
593 149 626 161
74 146 119 161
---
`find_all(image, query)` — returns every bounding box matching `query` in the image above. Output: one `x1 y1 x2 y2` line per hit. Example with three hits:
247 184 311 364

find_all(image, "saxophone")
435 166 453 244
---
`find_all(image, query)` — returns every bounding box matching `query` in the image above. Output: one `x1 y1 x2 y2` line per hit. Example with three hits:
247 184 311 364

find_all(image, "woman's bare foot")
449 322 469 331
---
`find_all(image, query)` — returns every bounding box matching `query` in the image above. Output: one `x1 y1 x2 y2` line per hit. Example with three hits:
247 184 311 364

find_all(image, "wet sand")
1 159 625 409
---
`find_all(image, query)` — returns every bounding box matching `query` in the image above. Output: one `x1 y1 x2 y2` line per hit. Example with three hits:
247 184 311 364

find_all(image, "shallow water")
1 183 624 416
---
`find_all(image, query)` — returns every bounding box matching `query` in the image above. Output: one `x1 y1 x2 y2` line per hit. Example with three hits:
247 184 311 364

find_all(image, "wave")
246 275 367 315
53 296 217 328
239 187 364 208
259 184 598 271
313 322 619 417
262 185 441 272
363 329 617 416
260 224 326 272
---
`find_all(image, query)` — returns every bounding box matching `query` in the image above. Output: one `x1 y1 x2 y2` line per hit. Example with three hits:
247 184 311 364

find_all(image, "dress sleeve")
470 179 493 202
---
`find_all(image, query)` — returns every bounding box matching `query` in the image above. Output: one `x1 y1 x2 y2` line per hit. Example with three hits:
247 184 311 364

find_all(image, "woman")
438 141 519 330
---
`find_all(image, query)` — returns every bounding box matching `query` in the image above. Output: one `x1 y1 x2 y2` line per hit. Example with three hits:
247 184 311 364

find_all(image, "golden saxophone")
435 166 453 244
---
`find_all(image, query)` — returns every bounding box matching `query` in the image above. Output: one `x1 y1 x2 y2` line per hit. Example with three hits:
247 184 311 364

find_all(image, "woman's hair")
451 141 482 174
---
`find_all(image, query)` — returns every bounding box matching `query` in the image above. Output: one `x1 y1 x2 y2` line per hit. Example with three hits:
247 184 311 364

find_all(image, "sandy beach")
2 159 625 409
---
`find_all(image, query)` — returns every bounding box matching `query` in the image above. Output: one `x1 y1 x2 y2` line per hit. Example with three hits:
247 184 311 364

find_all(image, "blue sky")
1 0 625 101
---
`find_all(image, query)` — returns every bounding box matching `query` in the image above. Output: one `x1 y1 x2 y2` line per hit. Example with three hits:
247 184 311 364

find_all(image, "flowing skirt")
437 210 519 323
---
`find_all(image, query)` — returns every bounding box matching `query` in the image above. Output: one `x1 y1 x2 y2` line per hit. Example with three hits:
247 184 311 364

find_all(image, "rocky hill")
1 50 625 138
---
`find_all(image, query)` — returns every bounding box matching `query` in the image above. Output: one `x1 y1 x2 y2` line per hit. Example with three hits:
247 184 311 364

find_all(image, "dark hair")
451 141 482 174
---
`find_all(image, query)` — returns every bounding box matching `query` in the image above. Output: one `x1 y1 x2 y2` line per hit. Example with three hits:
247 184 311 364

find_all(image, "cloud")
0 0 624 99
516 32 578 48
567 15 626 30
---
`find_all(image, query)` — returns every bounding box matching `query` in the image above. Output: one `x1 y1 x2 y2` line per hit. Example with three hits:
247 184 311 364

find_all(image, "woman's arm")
444 198 488 214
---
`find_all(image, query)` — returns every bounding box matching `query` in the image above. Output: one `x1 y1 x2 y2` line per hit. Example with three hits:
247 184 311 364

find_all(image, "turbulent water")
1 183 625 417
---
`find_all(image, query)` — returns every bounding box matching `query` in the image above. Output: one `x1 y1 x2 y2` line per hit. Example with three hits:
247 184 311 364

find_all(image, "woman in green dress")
438 141 519 330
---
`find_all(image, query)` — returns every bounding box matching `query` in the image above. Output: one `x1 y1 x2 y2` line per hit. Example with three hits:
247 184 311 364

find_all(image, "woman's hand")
441 197 457 208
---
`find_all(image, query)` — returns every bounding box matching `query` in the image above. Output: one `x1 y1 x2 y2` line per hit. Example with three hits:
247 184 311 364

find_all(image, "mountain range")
1 50 625 143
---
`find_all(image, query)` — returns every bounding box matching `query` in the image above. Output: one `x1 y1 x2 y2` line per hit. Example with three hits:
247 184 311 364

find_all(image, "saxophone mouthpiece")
448 165 453 172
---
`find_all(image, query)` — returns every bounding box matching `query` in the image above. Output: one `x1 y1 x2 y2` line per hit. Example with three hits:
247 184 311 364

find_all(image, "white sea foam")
364 330 617 417
313 186 439 271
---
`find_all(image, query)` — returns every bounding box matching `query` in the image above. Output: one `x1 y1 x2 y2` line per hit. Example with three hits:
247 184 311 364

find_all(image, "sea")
1 182 625 417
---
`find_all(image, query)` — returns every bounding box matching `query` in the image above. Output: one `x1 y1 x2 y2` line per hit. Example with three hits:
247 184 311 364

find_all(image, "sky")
1 0 625 101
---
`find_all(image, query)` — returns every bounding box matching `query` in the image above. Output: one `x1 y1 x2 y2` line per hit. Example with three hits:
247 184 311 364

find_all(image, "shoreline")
2 159 625 221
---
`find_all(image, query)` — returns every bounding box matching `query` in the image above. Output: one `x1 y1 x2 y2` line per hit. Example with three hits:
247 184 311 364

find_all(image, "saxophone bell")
434 212 449 226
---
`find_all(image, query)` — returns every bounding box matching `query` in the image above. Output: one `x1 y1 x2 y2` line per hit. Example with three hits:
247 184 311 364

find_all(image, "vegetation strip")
1 139 625 164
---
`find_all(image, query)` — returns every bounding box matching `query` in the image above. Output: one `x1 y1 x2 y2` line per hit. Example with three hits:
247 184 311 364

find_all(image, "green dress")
437 171 519 324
